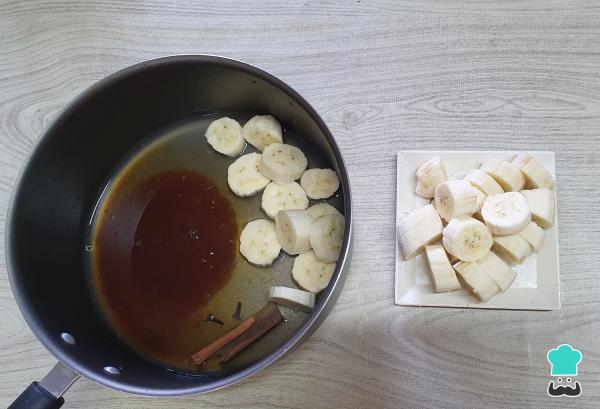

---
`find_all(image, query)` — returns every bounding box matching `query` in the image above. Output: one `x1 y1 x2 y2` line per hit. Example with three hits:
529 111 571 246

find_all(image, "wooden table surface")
1 1 599 408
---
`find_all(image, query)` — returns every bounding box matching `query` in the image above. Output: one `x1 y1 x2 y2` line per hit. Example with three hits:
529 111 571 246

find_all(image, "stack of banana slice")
398 152 555 302
205 115 345 312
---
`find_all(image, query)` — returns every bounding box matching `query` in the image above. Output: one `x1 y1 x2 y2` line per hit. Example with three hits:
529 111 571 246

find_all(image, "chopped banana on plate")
434 180 479 221
398 151 557 304
397 204 443 260
415 156 448 198
424 244 461 292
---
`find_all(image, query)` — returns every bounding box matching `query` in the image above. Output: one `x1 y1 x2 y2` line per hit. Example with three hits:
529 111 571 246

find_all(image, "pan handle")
8 362 80 409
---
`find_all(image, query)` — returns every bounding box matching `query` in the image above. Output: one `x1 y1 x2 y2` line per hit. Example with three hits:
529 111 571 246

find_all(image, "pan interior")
87 110 344 375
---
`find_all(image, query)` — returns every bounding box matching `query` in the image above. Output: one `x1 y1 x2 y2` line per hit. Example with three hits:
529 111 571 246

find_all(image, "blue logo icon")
547 344 582 397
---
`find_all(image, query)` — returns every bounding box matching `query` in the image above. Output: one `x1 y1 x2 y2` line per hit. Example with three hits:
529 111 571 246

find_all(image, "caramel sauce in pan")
93 170 237 366
88 112 341 372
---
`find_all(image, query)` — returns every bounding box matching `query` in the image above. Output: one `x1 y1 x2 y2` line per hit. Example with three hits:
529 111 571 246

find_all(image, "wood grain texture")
1 1 599 408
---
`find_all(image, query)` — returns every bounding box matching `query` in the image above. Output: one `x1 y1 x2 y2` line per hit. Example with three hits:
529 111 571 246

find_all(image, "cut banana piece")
511 152 555 189
309 213 345 263
268 286 316 312
424 245 461 292
239 219 281 266
227 153 270 197
205 117 246 157
261 143 308 183
442 216 493 262
464 169 504 196
492 234 532 264
306 203 342 219
292 250 336 293
482 160 525 192
519 221 545 252
520 188 555 228
275 209 313 255
481 192 531 235
434 180 478 221
300 168 340 199
472 186 487 221
261 182 309 219
242 115 283 151
480 158 501 174
477 251 517 291
397 204 443 260
415 156 448 199
453 261 499 302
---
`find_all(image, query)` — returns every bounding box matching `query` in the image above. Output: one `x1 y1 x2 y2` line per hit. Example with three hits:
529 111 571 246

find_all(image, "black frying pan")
6 56 353 408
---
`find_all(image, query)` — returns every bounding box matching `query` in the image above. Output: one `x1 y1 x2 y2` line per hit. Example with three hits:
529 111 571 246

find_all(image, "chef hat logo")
547 344 582 376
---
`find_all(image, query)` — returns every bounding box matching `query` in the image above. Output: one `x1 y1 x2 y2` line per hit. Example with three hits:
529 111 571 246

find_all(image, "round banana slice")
227 153 270 197
442 216 493 262
300 168 340 199
309 213 345 263
261 182 309 219
239 219 281 266
242 115 283 151
261 143 308 183
268 286 316 312
204 117 246 157
306 203 342 219
292 250 336 293
275 209 313 255
481 192 531 235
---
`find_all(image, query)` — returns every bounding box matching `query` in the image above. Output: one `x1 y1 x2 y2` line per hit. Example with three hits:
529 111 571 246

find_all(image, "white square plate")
395 151 560 310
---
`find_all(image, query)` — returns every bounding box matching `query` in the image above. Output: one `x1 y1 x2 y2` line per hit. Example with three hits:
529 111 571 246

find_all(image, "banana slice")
415 156 448 198
442 216 493 262
261 182 309 219
300 168 340 199
397 204 443 260
511 152 555 189
306 203 342 219
520 188 555 228
480 158 502 174
242 115 283 151
204 117 246 157
519 221 545 252
477 251 517 291
424 244 461 292
309 213 345 263
481 160 525 192
239 219 281 266
261 143 308 183
275 209 313 255
434 180 478 222
292 250 336 293
481 192 531 235
492 234 532 264
453 261 499 302
472 186 487 221
268 286 316 312
464 169 504 196
227 153 270 197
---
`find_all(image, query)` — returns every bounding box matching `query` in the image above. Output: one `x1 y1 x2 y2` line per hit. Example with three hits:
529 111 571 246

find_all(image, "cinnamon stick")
215 302 283 363
191 315 256 364
191 303 283 365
